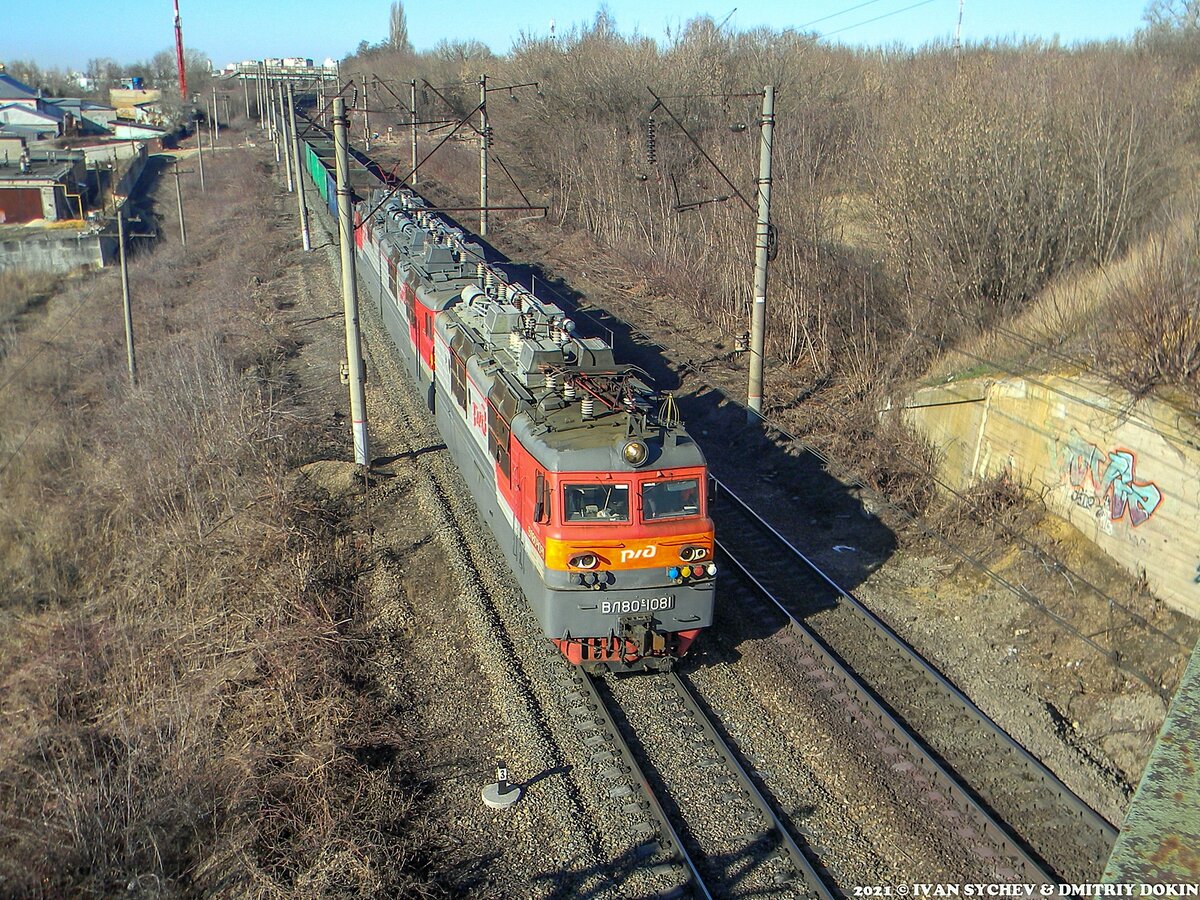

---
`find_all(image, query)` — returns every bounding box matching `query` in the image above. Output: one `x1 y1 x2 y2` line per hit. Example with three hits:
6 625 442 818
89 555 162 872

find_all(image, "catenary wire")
309 82 1186 691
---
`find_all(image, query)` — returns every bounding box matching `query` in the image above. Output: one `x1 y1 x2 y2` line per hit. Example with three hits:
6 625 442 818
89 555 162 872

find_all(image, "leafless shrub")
0 149 448 897
1087 199 1200 398
867 48 1178 339
344 24 1194 533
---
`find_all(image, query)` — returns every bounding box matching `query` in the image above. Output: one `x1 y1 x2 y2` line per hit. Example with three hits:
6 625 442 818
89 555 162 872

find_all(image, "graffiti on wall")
1059 429 1163 527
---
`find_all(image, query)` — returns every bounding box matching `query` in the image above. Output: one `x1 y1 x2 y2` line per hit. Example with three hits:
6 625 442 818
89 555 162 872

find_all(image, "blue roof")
0 72 39 102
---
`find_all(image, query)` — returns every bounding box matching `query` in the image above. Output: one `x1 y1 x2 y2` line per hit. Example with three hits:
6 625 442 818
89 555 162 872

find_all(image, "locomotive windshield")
564 483 630 522
641 478 701 521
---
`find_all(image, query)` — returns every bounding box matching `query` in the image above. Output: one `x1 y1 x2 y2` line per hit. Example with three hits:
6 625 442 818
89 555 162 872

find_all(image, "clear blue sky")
2 1 1150 71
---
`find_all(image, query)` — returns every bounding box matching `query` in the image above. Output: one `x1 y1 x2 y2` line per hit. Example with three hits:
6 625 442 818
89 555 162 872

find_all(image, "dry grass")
0 151 447 897
0 270 63 365
1084 205 1200 399
922 189 1200 407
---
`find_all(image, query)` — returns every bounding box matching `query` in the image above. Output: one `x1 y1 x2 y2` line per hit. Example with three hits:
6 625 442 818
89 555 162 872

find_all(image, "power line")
0 419 43 479
473 173 1186 680
330 104 1184 691
921 329 1196 449
821 0 939 38
797 0 892 30
0 291 90 398
980 318 1197 440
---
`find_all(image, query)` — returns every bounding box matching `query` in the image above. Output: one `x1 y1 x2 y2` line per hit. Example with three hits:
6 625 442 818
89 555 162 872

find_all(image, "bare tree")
86 57 120 90
389 1 413 53
150 50 177 88
1143 0 1200 31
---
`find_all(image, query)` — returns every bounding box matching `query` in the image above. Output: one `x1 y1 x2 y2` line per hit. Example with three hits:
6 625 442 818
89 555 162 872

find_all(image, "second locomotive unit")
354 188 715 670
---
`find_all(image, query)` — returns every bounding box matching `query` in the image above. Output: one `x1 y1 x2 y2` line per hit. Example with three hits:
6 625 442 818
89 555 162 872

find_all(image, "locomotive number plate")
601 595 676 615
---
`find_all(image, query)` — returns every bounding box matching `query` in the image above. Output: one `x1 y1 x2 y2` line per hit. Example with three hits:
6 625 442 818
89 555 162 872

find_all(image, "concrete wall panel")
904 376 1200 618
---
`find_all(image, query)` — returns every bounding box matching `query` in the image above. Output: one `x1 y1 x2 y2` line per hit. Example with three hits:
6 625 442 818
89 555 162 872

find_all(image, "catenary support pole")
479 73 488 236
410 79 418 186
280 85 293 192
333 97 370 468
288 83 311 251
363 74 371 150
117 208 137 384
173 160 187 247
242 74 250 120
212 86 220 142
747 84 774 423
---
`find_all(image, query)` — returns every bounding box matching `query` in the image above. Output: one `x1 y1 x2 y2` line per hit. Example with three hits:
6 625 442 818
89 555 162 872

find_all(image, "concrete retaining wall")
0 230 115 272
903 375 1200 618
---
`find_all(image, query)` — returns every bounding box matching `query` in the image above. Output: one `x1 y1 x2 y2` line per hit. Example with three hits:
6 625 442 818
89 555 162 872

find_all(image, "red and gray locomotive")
354 189 715 670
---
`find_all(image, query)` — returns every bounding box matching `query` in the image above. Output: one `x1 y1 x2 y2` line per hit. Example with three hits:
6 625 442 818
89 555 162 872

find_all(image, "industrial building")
0 64 167 272
0 147 85 224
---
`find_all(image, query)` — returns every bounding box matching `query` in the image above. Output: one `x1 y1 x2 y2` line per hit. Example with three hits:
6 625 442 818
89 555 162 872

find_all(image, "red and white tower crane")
174 0 188 100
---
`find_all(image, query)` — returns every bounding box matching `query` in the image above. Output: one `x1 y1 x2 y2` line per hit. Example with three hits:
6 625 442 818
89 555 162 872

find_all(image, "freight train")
302 137 715 670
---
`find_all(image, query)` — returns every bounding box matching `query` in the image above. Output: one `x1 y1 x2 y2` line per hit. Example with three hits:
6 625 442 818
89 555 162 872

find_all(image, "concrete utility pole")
288 83 311 251
410 79 418 186
195 115 206 191
333 97 370 468
747 84 775 423
117 207 137 384
172 160 187 247
267 80 278 162
212 86 220 142
242 74 250 120
259 63 267 130
279 85 294 192
479 73 489 236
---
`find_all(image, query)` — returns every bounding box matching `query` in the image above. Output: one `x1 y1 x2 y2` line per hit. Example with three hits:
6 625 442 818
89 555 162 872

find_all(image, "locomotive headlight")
679 546 708 562
569 553 599 570
621 439 649 467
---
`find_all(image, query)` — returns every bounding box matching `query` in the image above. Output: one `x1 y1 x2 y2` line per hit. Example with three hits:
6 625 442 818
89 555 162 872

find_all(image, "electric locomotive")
355 188 715 670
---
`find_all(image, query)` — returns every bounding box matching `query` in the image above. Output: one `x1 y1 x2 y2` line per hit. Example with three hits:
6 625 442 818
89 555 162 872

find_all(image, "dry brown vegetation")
1085 194 1200 397
349 11 1199 513
0 146 446 896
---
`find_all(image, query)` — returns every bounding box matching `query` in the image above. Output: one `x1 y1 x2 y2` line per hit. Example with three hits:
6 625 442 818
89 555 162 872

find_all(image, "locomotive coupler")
617 613 668 663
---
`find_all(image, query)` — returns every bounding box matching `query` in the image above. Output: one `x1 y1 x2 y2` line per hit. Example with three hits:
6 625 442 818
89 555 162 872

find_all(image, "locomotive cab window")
641 478 701 521
564 483 629 522
535 472 551 524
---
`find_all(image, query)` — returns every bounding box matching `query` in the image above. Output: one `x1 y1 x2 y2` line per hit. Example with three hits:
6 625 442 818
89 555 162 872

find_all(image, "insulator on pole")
645 116 657 165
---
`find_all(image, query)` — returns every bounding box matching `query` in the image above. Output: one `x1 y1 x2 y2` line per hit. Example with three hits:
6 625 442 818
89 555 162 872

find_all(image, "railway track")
294 128 1114 888
711 478 1119 882
304 171 827 896
546 662 836 898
